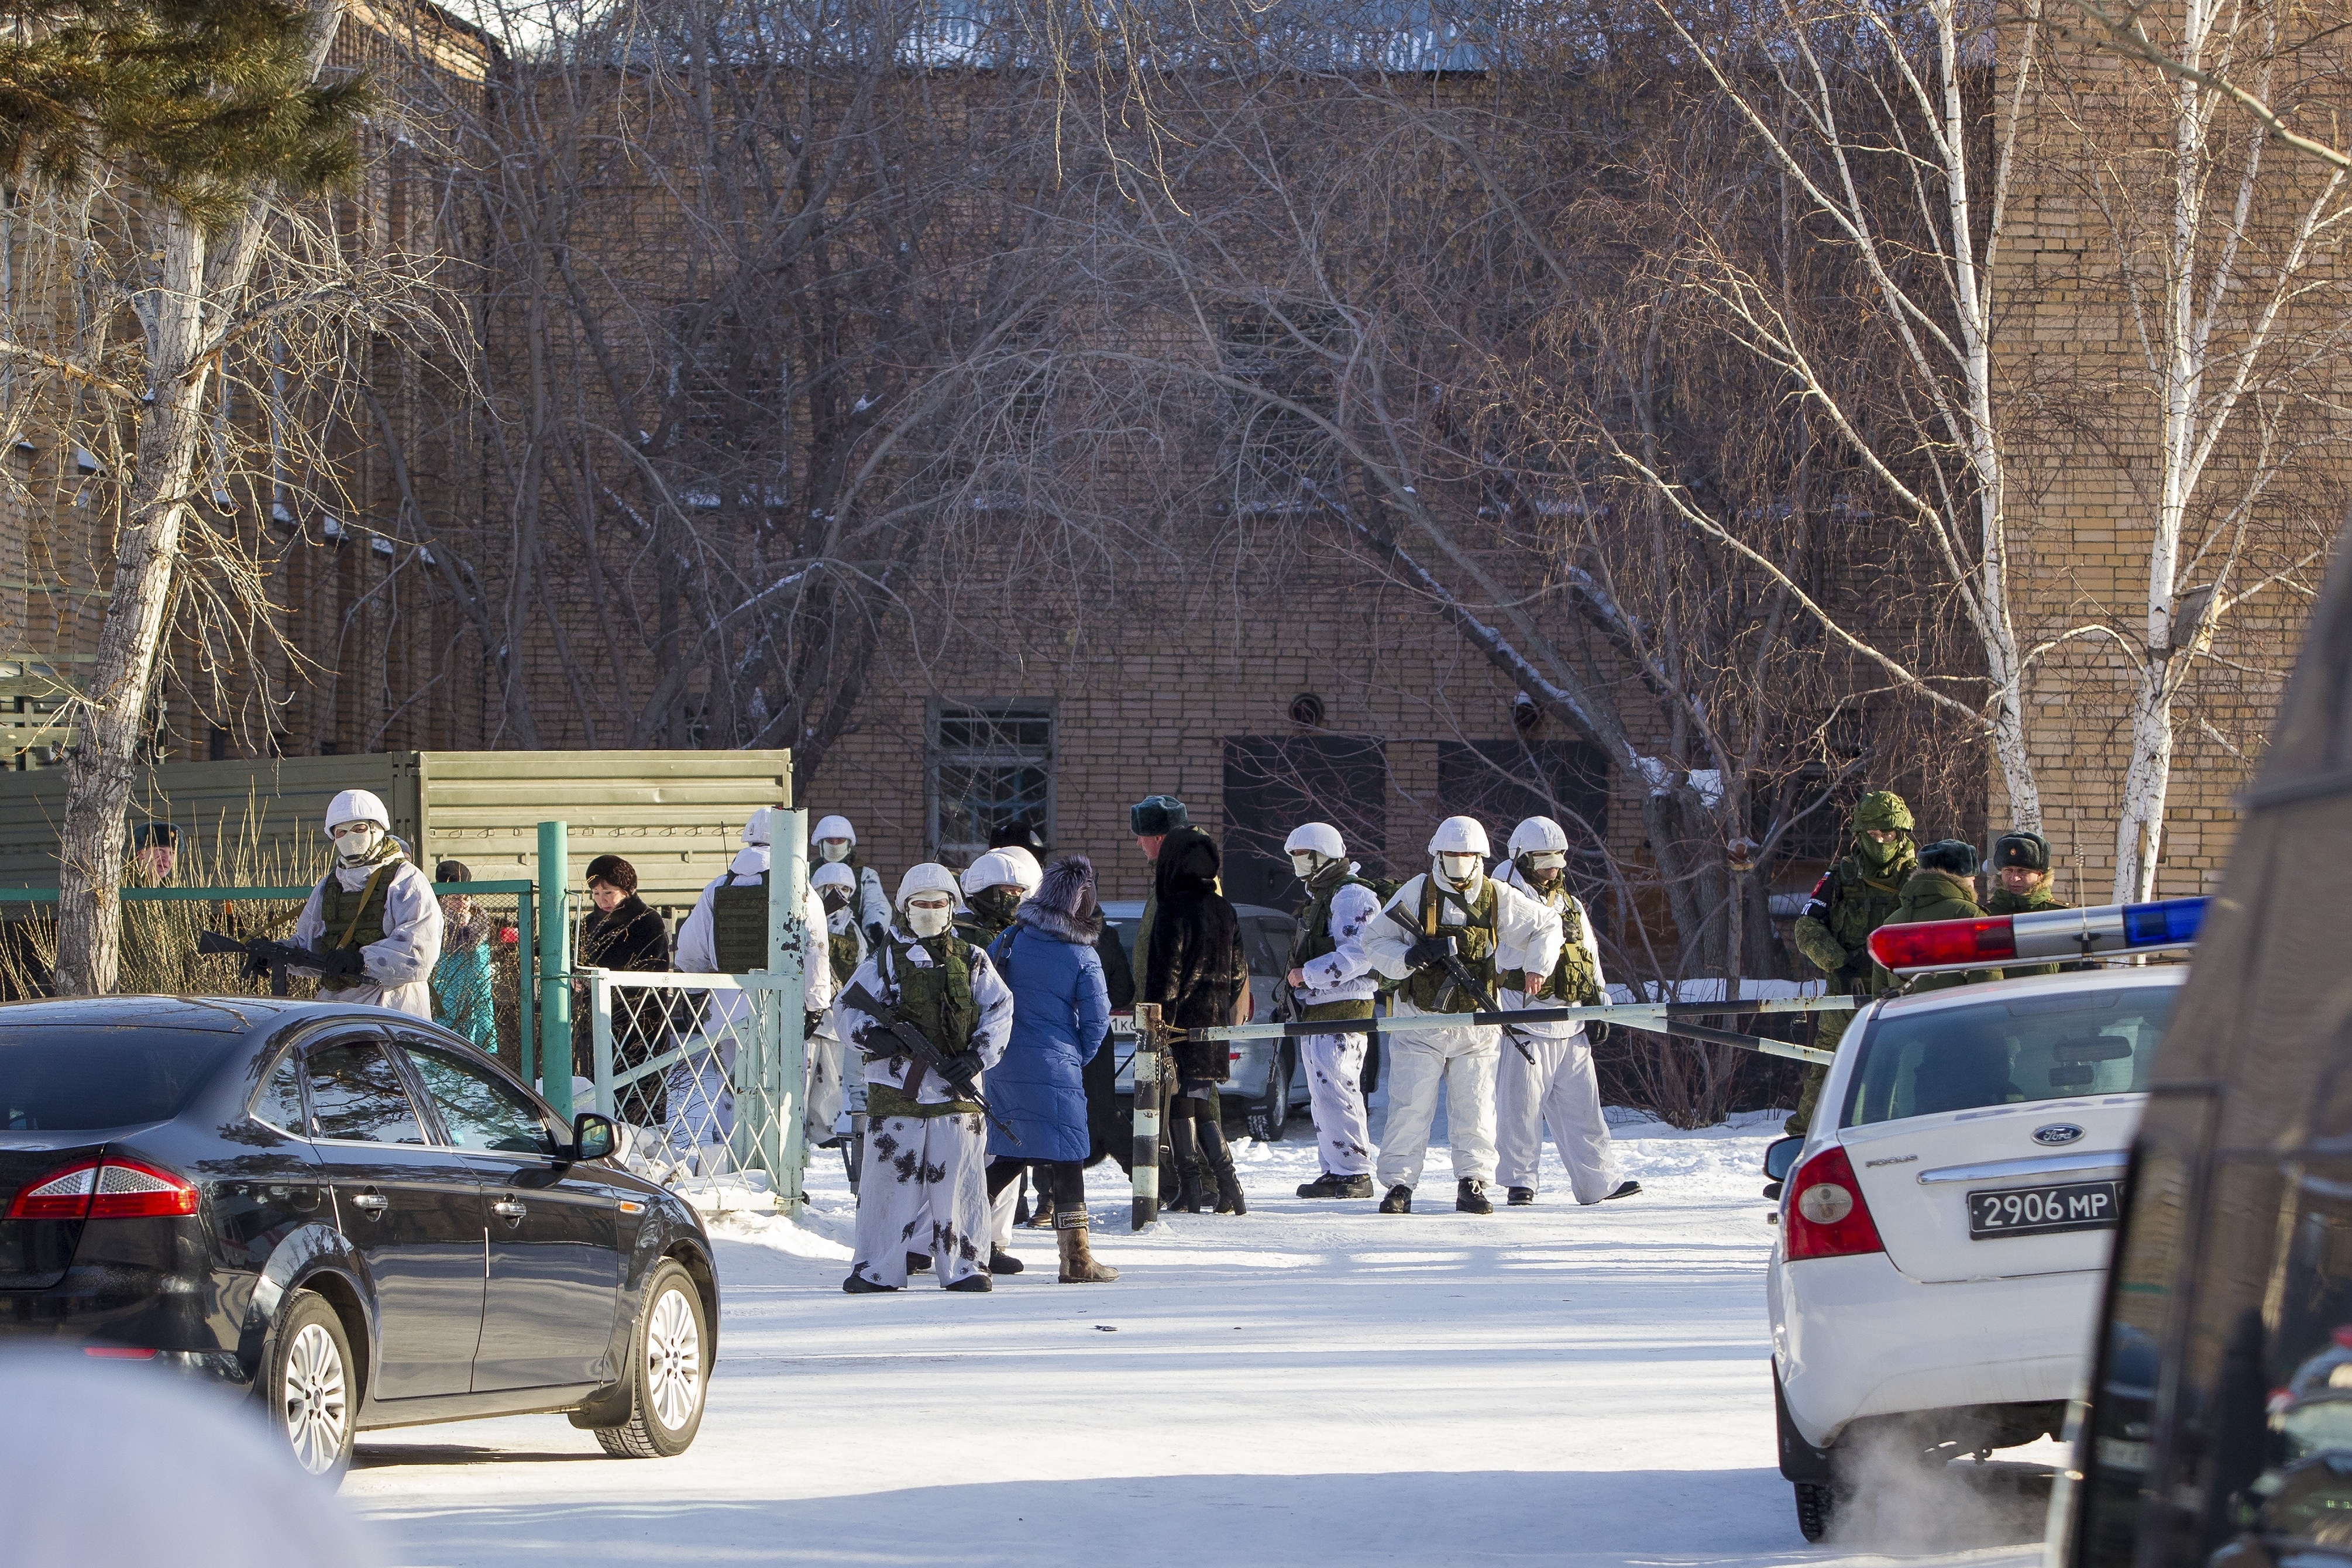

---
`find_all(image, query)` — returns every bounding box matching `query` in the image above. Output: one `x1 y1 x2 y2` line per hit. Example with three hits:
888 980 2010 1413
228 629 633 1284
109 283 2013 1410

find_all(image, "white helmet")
741 807 777 848
811 814 857 846
810 862 857 893
1428 816 1491 857
992 845 1043 891
1285 822 1346 859
324 789 390 834
960 851 1026 896
1508 817 1569 858
896 862 967 912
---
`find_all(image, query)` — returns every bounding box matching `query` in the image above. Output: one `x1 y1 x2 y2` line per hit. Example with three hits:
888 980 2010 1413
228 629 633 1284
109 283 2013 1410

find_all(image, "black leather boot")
1168 1112 1209 1213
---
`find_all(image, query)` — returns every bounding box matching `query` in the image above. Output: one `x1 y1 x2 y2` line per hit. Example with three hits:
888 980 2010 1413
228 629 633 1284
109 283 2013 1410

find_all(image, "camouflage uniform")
1786 791 1916 1134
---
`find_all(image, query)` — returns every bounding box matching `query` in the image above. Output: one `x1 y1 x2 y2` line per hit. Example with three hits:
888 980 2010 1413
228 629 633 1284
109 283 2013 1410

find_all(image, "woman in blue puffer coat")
985 856 1118 1283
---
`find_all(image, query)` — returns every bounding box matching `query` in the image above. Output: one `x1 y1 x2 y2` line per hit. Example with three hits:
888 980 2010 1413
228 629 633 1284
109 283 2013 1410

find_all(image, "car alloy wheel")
282 1321 349 1476
645 1284 702 1433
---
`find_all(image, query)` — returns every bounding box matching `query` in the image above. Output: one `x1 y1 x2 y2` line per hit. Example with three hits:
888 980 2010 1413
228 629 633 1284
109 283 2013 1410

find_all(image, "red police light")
1866 917 2017 974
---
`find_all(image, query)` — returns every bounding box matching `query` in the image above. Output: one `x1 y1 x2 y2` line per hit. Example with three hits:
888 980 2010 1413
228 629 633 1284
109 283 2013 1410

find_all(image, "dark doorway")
1435 738 1611 857
1220 736 1388 909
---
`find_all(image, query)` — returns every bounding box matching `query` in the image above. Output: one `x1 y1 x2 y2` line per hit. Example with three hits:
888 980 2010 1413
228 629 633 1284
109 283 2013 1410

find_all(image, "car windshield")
1842 984 2179 1129
0 1029 239 1131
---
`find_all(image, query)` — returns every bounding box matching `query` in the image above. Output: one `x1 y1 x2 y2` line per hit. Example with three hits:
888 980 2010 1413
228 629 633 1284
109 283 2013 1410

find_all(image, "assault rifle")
197 930 362 998
1387 912 1540 1065
839 981 1019 1144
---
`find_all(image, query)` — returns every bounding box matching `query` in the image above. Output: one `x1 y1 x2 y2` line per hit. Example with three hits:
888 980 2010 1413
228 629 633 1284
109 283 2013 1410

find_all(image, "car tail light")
6 1158 198 1221
1783 1145 1884 1261
81 1347 158 1360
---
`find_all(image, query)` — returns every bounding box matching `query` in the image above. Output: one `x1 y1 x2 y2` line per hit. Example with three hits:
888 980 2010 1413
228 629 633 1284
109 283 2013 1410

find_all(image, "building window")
930 701 1053 864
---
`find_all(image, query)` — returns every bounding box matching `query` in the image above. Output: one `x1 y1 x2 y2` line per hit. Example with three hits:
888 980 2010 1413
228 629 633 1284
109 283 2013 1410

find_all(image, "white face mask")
332 824 383 865
819 840 852 864
1438 853 1483 888
1290 851 1321 881
905 899 954 938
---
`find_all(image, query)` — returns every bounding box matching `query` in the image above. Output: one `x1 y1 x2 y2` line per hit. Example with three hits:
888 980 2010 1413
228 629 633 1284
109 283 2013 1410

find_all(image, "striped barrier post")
1132 1003 1163 1231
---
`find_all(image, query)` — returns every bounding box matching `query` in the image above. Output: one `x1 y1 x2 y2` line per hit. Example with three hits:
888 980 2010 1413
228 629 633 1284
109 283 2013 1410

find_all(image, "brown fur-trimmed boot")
1055 1205 1120 1283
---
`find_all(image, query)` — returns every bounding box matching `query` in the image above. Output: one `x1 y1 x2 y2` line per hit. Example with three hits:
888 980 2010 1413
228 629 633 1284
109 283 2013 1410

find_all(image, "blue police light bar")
1869 896 2207 976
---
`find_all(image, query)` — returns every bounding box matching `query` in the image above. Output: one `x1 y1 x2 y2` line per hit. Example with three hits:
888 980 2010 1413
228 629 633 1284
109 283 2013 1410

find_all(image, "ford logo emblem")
2034 1123 2086 1147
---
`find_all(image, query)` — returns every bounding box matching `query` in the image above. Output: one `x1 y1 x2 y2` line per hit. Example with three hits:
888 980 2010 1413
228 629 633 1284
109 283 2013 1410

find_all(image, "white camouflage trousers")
1494 1030 1619 1203
803 1030 845 1150
1301 1032 1375 1177
849 1113 992 1288
1374 1027 1500 1191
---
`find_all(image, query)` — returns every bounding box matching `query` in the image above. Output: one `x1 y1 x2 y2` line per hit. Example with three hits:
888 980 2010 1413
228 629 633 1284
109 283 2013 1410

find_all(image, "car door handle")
348 1191 389 1216
492 1198 527 1220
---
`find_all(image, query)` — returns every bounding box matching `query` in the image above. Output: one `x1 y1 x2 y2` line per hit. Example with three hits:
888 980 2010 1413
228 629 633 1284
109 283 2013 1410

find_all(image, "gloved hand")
315 945 368 984
238 946 271 982
1585 1020 1611 1048
1405 933 1457 972
944 1051 985 1085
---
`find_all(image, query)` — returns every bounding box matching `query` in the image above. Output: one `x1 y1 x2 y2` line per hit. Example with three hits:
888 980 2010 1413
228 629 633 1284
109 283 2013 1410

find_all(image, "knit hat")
434 859 472 883
584 854 638 893
1918 839 1979 877
1992 831 2050 872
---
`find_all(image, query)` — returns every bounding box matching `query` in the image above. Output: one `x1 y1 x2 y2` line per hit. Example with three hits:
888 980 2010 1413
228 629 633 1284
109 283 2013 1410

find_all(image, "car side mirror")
1762 1181 1784 1202
572 1112 616 1161
1763 1135 1803 1182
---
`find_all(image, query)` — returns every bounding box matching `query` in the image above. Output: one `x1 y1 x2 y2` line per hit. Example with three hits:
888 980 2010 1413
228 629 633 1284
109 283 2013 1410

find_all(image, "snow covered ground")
344 1102 2062 1568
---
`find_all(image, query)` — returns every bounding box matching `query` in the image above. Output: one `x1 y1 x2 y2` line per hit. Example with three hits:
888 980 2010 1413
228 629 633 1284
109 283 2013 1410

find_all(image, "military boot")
988 1247 1024 1275
1456 1178 1494 1215
1602 1180 1643 1201
1379 1184 1413 1214
1507 1187 1537 1206
1055 1204 1120 1283
1298 1171 1374 1199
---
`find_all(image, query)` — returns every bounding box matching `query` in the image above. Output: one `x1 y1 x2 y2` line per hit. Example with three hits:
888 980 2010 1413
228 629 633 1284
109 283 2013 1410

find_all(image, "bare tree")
2031 7 2350 898
28 0 450 993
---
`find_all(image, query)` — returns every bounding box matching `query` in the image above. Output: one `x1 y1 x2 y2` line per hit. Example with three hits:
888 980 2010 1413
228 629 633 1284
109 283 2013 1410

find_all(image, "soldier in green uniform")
1985 830 2069 978
1786 790 1917 1134
1877 840 2003 993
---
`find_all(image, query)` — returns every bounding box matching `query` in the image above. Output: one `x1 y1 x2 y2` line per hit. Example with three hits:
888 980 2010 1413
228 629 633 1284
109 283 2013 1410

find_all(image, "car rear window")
1842 985 2179 1129
0 1029 239 1131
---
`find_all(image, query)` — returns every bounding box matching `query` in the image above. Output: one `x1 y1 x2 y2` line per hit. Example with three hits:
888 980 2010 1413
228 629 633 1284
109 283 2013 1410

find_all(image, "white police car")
1763 898 2203 1541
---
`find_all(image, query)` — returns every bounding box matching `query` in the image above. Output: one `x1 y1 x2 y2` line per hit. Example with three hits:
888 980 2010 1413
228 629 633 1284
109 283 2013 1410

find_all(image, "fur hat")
1918 839 1979 877
1017 855 1101 944
1992 830 2050 872
584 854 637 893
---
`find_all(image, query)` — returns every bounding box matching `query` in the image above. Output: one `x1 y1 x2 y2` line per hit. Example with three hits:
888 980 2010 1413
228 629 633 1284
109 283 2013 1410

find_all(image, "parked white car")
1763 965 2185 1541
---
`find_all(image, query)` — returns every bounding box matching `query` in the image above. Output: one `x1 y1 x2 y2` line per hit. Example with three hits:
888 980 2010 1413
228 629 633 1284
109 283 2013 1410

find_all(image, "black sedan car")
0 997 717 1478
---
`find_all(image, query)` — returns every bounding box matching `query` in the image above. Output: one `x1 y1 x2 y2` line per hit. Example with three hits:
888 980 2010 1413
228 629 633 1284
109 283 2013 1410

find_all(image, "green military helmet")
1854 791 1914 834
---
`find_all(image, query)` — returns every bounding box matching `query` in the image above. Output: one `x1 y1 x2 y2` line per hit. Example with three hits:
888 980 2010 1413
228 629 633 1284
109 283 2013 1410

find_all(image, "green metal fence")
0 880 541 1073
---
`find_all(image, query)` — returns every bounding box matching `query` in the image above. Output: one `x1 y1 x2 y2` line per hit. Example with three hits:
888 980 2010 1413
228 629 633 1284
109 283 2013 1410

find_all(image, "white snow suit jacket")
292 855 443 1020
1360 871 1563 1048
675 845 837 1028
833 928 1015 1111
1292 872 1383 1009
1497 862 1607 1042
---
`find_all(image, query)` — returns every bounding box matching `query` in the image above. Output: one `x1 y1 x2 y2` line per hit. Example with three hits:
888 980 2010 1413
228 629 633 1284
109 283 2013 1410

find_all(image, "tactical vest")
1817 857 1910 993
316 862 397 993
828 926 862 986
1402 875 1498 1012
711 874 769 972
1502 892 1601 1006
1294 871 1380 1022
865 933 981 1120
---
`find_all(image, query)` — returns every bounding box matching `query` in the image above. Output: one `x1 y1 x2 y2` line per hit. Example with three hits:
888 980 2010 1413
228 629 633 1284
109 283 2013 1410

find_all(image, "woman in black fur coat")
1145 827 1250 1213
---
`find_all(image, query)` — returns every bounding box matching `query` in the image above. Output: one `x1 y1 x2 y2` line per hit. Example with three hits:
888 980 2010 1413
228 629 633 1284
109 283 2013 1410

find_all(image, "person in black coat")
1146 827 1250 1214
576 854 672 1124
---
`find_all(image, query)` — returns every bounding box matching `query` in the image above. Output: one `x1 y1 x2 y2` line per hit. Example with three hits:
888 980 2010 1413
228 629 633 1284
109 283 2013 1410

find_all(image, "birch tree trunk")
54 212 216 996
